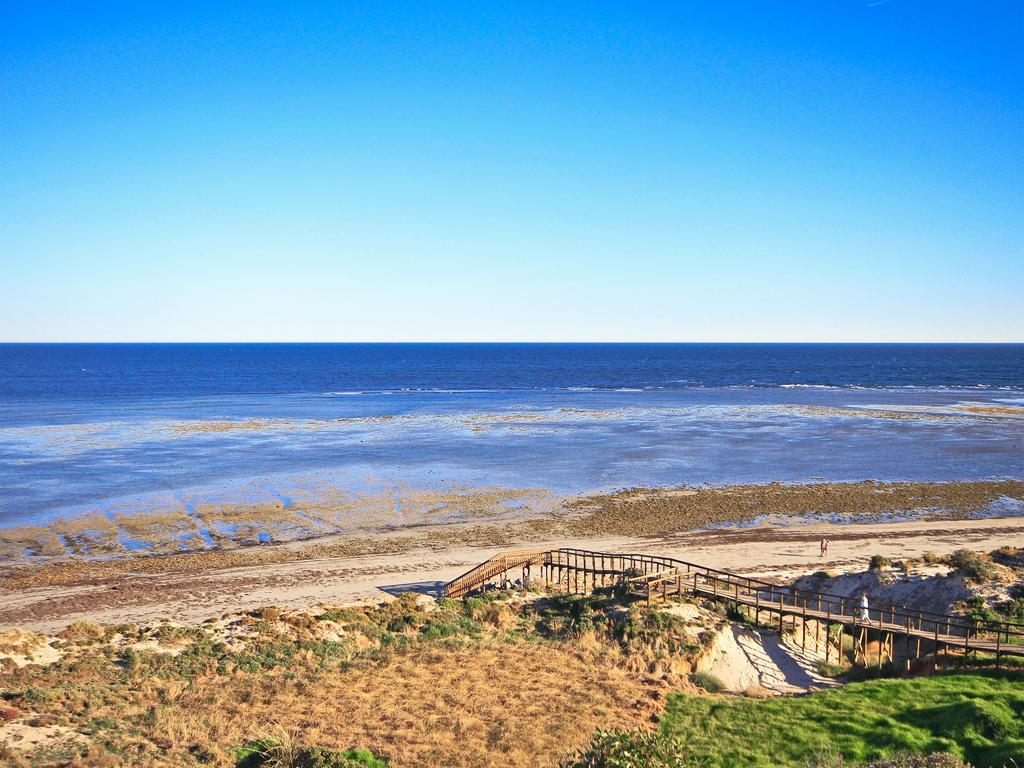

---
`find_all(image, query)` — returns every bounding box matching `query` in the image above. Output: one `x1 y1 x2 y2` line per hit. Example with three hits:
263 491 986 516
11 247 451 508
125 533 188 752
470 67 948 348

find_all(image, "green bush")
560 729 688 768
962 597 1000 625
945 551 994 583
869 555 892 571
689 671 725 693
236 740 387 768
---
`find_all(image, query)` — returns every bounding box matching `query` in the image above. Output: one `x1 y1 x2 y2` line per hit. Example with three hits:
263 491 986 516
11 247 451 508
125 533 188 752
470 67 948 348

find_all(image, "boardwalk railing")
443 546 1024 669
443 548 548 598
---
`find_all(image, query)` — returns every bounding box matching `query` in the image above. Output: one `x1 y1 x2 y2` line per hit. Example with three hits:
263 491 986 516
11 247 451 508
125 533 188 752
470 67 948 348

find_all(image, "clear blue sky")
2 1 1022 342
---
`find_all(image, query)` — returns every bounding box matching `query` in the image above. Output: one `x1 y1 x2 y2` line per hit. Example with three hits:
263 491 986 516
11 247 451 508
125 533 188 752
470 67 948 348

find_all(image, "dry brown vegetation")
150 641 659 767
0 591 701 767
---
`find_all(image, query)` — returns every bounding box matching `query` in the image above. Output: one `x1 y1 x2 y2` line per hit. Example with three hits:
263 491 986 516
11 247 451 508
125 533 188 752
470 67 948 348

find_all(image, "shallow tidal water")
0 343 1022 529
1 385 1022 529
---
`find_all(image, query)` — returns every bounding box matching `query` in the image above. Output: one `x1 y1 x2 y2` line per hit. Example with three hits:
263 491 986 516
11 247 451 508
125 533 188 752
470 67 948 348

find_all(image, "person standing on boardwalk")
859 592 870 621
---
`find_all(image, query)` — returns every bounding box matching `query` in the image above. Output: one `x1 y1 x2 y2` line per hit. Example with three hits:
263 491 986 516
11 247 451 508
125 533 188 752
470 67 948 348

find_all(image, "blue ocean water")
0 343 1022 528
1 343 1023 405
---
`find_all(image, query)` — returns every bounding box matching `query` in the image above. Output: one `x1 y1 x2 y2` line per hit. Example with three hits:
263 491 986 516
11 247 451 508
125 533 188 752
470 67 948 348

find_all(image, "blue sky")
2 1 1022 342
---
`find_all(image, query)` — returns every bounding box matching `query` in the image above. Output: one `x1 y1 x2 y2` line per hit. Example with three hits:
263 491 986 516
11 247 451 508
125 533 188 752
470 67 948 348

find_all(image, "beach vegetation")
58 620 105 643
236 737 387 768
944 551 994 583
560 729 688 768
0 590 685 766
688 671 725 693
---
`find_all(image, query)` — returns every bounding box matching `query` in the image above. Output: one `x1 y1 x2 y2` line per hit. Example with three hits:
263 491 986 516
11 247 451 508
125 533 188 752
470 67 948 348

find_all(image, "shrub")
419 614 479 640
250 607 282 622
992 545 1021 565
869 555 892 571
467 600 516 629
236 739 387 768
995 597 1024 621
690 671 725 693
945 550 994 583
560 729 688 768
59 620 105 642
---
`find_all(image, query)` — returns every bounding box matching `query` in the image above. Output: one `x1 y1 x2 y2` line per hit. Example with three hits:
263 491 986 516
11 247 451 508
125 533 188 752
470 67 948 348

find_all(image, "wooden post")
878 612 884 670
801 603 807 652
850 605 858 662
904 617 912 673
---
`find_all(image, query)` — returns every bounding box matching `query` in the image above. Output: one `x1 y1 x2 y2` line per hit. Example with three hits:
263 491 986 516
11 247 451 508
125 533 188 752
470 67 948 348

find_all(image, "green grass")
658 671 1024 768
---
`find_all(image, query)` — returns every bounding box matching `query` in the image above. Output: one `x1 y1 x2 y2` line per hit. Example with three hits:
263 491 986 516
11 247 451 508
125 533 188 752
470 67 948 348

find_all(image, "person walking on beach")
820 537 829 557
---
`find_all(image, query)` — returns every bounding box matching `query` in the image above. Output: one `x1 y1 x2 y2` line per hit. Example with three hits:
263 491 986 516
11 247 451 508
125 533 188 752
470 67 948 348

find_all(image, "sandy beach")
3 480 1022 632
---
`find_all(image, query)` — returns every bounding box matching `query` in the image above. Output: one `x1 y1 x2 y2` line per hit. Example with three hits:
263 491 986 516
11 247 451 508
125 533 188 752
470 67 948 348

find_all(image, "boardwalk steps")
443 547 1024 669
443 548 549 599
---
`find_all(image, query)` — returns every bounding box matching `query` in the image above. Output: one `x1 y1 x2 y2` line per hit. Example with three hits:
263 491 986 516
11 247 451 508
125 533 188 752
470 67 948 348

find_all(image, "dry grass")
144 640 660 767
0 592 686 767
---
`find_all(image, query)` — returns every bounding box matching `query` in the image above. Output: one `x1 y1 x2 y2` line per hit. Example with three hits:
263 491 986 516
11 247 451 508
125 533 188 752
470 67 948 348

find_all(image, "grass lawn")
659 671 1024 768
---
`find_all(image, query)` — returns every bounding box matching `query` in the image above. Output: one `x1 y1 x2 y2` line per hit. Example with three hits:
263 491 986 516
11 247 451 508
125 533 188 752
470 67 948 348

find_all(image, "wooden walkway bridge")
443 547 1024 670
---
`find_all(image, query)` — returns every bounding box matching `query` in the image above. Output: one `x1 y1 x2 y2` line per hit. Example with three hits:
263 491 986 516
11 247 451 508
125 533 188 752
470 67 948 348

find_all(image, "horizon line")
2 340 1023 346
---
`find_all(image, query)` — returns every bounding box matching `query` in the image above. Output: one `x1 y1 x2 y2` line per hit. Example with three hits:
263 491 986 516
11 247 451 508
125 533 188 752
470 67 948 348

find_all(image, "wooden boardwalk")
444 547 1024 669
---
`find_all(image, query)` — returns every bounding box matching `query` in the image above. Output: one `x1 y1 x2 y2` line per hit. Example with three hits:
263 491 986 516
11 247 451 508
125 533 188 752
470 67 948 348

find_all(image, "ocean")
0 343 1022 529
